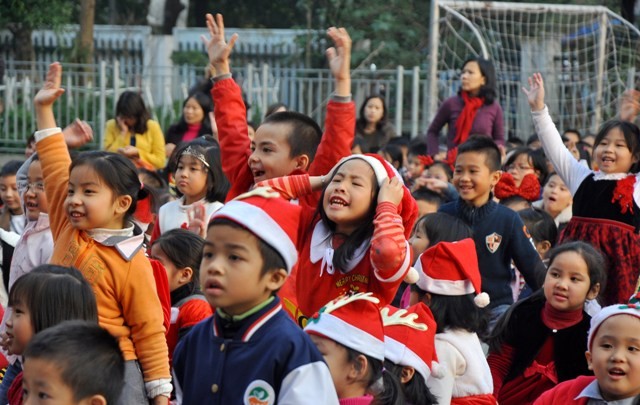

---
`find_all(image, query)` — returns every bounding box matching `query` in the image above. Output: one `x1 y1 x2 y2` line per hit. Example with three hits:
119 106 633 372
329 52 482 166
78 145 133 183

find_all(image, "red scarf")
454 91 485 145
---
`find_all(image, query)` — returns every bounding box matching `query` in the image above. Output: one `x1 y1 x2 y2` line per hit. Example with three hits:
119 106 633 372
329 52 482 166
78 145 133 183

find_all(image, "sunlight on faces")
200 224 286 316
364 97 384 126
249 122 304 183
586 315 640 401
453 151 501 207
323 159 377 235
24 161 49 222
175 155 208 204
65 165 131 230
543 251 599 312
182 97 205 125
0 175 22 214
460 61 486 95
594 127 638 174
23 358 105 405
542 174 572 219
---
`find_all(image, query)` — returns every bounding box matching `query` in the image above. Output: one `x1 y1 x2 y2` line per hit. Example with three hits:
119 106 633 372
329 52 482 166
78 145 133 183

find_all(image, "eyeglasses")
506 164 533 172
20 182 45 193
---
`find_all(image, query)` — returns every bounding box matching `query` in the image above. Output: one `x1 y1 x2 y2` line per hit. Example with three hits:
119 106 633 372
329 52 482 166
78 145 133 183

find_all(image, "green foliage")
171 50 209 67
0 0 74 30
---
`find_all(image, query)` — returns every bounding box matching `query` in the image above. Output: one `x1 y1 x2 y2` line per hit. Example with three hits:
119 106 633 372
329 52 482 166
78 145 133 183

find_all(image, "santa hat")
304 292 385 360
382 303 443 382
332 154 418 239
210 187 300 272
415 239 490 308
588 292 640 350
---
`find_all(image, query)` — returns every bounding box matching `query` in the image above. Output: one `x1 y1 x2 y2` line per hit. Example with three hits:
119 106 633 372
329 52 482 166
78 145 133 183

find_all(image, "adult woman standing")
104 91 166 170
164 92 216 157
426 57 504 156
355 94 397 153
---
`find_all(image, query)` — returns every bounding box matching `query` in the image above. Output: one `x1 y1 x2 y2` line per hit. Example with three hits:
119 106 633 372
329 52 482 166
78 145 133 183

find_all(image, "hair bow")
494 172 540 202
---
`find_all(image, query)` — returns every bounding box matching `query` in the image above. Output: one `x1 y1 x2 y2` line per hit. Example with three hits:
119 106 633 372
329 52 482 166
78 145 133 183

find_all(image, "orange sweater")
36 133 170 382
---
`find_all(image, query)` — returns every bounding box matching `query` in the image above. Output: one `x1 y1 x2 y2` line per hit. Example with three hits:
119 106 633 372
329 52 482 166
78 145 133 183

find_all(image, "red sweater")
261 175 411 321
533 376 594 405
212 77 356 205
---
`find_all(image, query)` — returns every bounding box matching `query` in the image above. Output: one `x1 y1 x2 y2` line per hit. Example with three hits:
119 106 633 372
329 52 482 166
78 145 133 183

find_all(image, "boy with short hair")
202 13 355 204
439 136 545 323
172 189 339 404
21 320 125 405
534 299 640 404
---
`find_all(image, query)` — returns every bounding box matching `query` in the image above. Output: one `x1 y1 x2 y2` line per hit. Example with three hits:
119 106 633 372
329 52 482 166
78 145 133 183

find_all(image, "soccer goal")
427 0 640 139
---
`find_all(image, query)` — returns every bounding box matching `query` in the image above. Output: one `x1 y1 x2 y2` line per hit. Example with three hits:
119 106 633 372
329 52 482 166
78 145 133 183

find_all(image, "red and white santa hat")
304 292 385 361
382 303 442 382
330 154 418 239
210 187 300 272
415 238 490 308
588 292 640 350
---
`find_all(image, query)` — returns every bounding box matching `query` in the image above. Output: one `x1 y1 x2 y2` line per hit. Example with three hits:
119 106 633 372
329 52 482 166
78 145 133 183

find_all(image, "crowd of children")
0 10 640 405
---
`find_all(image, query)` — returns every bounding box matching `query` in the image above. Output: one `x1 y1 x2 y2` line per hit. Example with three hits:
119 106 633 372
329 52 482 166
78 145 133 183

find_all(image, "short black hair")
208 218 286 276
0 160 23 177
412 189 442 207
23 320 124 404
456 135 501 172
525 134 539 146
428 293 488 337
379 144 404 168
261 111 322 164
518 208 557 247
499 195 532 210
152 228 205 292
407 142 427 158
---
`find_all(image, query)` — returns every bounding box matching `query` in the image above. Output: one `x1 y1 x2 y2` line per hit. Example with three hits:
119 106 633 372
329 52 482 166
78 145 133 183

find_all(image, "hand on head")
522 72 545 112
378 176 403 206
201 13 238 75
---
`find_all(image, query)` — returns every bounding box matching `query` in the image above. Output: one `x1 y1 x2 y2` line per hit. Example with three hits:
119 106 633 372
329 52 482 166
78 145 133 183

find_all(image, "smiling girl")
525 73 640 305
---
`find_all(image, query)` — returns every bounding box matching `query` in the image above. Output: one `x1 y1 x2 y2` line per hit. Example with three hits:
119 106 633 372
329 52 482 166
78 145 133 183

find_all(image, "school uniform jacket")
533 376 594 405
172 297 339 405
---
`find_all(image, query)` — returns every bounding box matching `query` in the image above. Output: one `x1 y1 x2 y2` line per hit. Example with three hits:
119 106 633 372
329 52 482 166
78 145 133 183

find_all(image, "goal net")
427 1 640 139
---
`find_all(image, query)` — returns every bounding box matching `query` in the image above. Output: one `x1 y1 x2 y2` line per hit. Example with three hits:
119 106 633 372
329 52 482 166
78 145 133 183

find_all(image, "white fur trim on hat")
384 335 431 383
338 155 388 186
415 272 475 296
305 312 385 361
588 304 640 350
211 200 298 272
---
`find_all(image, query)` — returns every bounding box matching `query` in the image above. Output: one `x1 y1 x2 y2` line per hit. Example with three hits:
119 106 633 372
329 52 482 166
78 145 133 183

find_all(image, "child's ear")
265 268 288 291
585 350 593 370
420 292 432 307
490 170 502 187
294 154 310 171
400 366 416 384
586 283 601 301
348 354 369 382
86 395 107 405
179 267 194 285
114 194 133 215
536 240 552 258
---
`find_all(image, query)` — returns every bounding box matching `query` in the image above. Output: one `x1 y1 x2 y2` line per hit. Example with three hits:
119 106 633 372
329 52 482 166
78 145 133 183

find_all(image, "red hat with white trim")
210 187 300 272
588 292 640 350
415 238 490 308
304 292 385 361
382 303 442 382
330 154 418 239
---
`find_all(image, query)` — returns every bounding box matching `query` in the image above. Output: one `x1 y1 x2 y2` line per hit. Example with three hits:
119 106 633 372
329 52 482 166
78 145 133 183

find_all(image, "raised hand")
34 62 65 108
62 119 94 148
201 13 238 75
326 27 352 97
522 72 545 112
378 176 404 206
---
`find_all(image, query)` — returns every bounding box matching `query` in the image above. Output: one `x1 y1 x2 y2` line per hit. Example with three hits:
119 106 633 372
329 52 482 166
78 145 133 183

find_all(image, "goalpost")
427 1 640 139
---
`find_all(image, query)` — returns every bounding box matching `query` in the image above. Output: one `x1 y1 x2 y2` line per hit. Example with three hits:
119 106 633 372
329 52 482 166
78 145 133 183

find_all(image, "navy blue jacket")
439 198 545 307
172 297 338 404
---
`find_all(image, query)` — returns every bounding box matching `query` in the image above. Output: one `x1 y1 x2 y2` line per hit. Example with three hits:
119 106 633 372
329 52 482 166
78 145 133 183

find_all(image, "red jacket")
212 77 356 205
533 376 594 405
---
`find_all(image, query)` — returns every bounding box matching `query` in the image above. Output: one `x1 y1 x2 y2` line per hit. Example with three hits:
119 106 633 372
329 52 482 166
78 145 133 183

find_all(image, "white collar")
309 221 369 276
86 222 143 261
592 171 632 181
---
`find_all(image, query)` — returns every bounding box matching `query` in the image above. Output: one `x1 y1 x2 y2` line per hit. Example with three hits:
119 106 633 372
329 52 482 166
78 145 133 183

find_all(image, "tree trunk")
11 25 35 62
76 0 96 84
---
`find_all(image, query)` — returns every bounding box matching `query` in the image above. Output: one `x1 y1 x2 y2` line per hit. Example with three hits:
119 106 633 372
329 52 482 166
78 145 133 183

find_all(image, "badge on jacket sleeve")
485 232 502 253
244 380 275 405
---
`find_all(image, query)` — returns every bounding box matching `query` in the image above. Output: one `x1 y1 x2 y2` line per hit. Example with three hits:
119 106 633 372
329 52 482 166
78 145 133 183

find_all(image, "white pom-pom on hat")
474 292 490 308
403 267 419 284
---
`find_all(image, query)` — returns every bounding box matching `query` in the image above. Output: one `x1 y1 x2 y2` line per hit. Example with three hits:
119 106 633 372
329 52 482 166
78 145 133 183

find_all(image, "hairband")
180 145 210 168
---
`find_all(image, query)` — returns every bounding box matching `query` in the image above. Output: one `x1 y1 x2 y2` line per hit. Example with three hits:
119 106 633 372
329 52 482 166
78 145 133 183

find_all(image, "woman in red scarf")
426 57 504 156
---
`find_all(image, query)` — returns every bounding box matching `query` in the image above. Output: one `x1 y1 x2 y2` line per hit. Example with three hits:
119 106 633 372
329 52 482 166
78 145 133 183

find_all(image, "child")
412 189 443 218
22 320 125 405
33 63 171 403
487 241 606 404
305 292 404 405
503 146 548 189
3 265 99 404
518 208 557 260
0 160 26 295
260 154 417 323
172 189 338 404
203 13 355 204
406 142 429 186
525 73 640 305
150 138 228 242
414 238 496 404
534 297 640 404
532 173 573 230
150 228 212 361
439 135 546 324
382 303 440 405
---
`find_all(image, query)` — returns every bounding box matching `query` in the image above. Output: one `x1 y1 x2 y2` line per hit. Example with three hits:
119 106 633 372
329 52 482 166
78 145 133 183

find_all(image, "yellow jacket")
104 119 166 169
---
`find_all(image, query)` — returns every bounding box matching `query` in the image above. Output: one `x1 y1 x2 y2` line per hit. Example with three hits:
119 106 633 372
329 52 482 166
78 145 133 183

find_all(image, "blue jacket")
439 198 545 307
172 297 339 404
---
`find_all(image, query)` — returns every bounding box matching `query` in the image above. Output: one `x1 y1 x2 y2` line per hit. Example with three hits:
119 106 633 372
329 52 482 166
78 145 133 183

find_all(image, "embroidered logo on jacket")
485 232 502 253
244 380 275 405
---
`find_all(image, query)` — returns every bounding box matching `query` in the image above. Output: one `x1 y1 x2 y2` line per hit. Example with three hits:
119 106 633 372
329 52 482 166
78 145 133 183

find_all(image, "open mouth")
329 196 349 207
69 211 85 219
251 169 266 179
204 279 225 296
608 368 626 378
